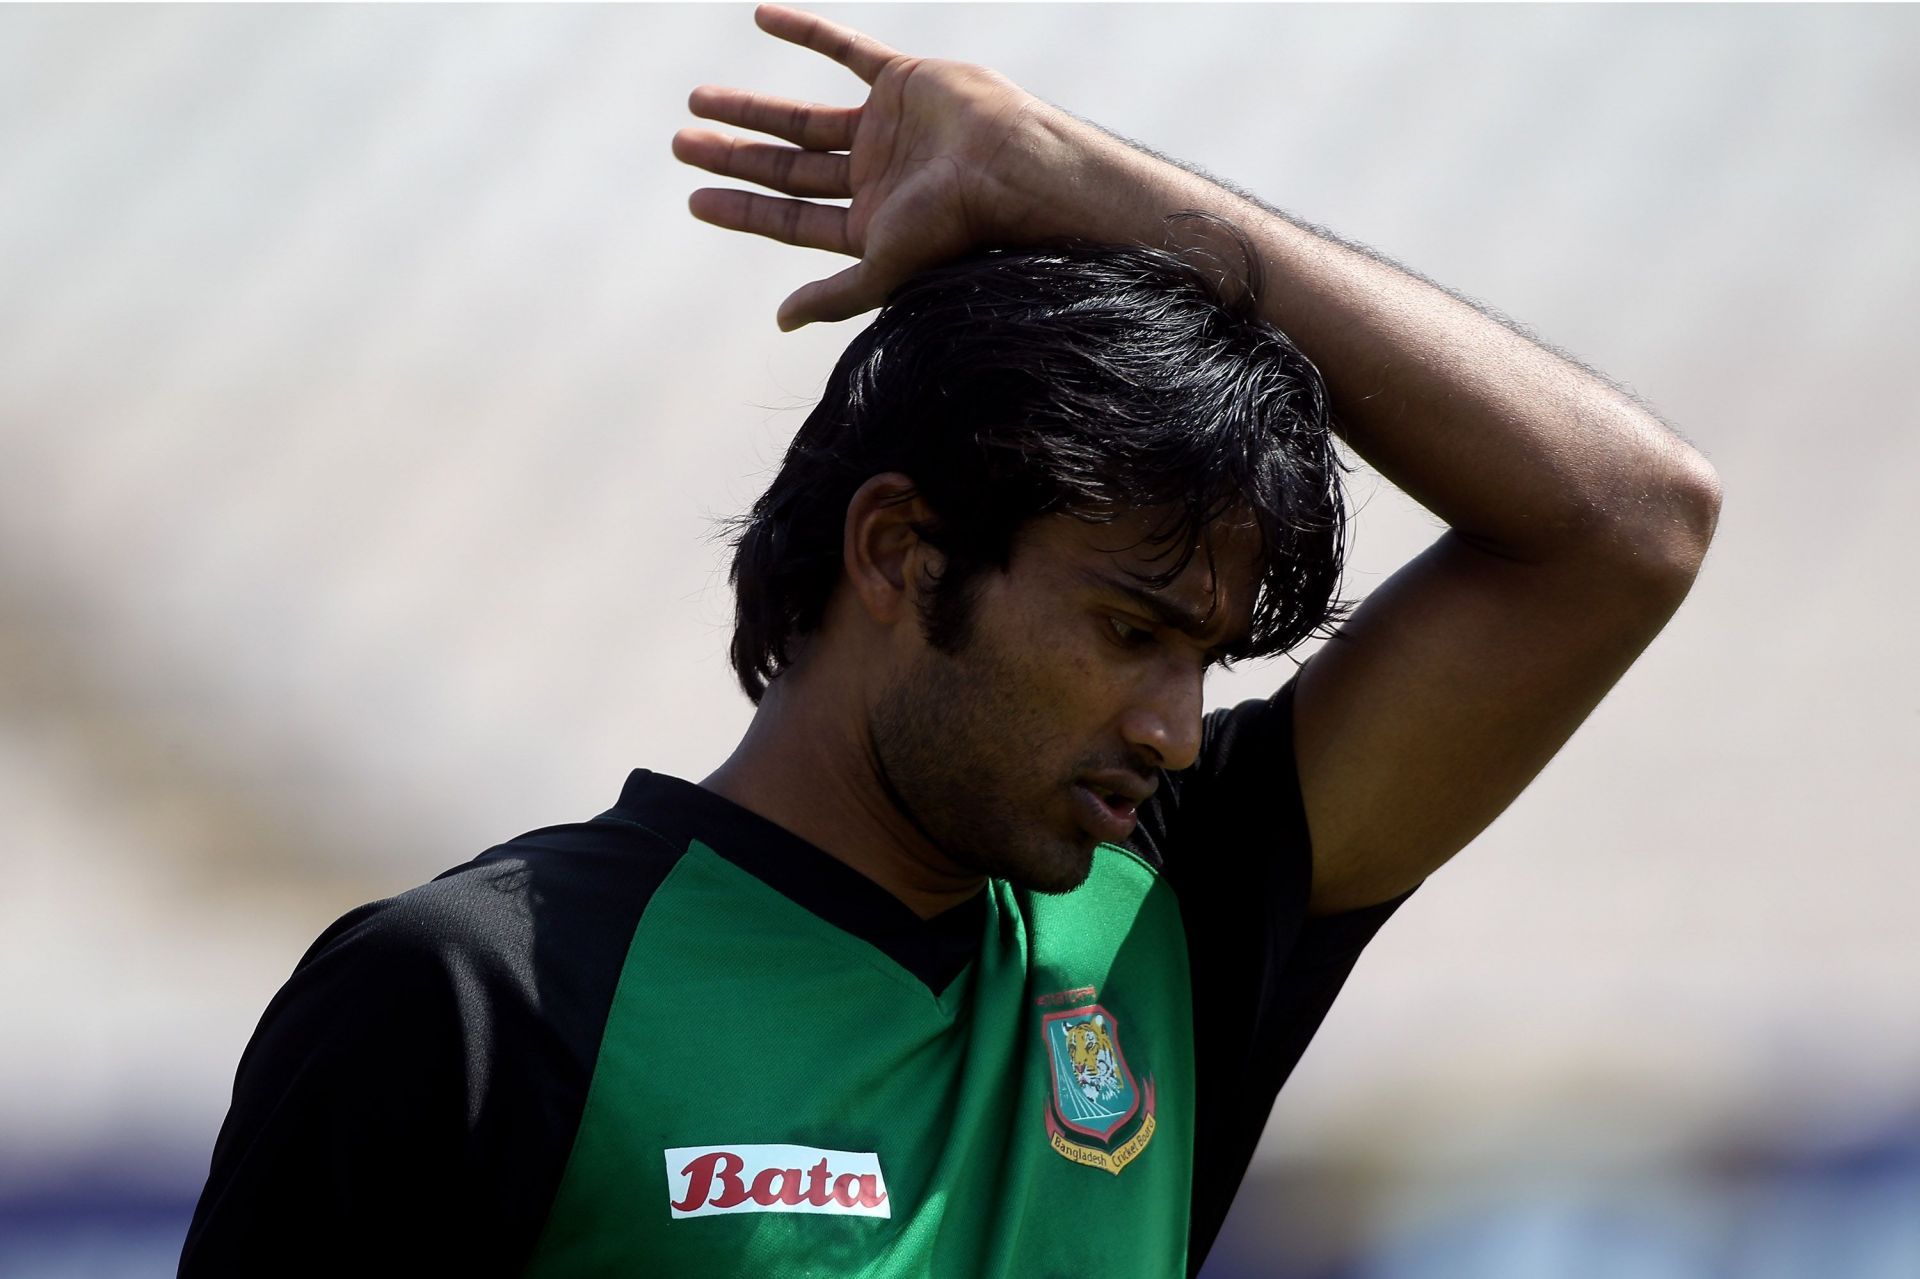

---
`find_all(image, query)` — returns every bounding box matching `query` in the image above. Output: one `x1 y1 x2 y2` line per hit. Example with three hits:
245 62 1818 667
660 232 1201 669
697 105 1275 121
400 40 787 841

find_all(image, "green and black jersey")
182 680 1413 1276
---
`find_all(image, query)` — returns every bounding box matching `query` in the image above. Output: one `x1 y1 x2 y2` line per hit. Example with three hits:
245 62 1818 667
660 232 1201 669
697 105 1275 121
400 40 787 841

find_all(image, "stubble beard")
868 643 1097 897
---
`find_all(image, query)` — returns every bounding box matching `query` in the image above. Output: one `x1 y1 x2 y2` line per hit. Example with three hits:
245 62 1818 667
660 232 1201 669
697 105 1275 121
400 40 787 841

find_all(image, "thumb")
777 260 891 331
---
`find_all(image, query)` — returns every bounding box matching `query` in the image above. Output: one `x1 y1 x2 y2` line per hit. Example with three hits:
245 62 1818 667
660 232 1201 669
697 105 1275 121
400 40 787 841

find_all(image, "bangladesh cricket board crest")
1038 998 1156 1174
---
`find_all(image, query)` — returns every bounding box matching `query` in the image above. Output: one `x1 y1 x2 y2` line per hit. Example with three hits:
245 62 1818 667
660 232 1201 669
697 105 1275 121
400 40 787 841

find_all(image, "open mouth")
1074 783 1140 839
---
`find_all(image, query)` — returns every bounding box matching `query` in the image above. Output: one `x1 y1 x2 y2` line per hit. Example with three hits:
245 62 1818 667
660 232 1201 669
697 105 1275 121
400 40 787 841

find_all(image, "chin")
1021 866 1095 896
992 836 1097 896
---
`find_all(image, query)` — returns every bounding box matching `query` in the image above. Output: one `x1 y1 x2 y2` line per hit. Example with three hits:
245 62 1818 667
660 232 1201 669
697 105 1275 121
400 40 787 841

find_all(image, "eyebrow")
1079 568 1251 662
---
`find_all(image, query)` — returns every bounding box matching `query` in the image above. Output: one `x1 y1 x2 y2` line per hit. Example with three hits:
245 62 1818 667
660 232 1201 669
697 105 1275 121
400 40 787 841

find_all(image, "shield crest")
1040 1004 1141 1142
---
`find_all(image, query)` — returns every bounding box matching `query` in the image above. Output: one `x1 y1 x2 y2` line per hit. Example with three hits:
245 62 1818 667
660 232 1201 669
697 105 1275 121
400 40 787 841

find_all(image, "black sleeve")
1127 676 1418 1277
180 891 492 1275
180 828 682 1277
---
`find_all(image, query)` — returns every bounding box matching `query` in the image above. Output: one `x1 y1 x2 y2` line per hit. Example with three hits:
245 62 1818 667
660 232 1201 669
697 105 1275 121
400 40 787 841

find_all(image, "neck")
700 660 987 921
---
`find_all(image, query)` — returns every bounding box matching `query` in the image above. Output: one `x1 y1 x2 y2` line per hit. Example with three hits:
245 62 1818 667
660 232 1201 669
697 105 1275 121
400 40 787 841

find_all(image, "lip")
1073 782 1140 843
1079 769 1156 806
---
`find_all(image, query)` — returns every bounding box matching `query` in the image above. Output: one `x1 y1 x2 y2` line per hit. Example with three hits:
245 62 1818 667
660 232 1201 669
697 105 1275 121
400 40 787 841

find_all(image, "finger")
688 188 852 256
754 4 904 85
687 85 858 151
778 261 891 331
673 128 851 199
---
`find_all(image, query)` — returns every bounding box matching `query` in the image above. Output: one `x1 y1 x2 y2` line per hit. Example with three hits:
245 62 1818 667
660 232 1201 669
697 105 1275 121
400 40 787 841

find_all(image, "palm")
854 58 1034 263
673 6 1043 329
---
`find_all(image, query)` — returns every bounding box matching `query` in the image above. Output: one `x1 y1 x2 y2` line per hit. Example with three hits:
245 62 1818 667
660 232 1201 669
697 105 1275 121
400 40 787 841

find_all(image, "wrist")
996 107 1255 248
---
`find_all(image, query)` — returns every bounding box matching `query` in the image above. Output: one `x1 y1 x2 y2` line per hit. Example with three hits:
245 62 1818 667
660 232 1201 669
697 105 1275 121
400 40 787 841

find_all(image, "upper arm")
181 902 479 1274
1292 529 1705 916
183 840 678 1275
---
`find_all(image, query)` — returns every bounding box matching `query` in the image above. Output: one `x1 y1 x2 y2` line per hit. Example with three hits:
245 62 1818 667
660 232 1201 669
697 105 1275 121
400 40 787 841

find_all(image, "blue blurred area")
1196 1112 1920 1279
0 1175 193 1279
5 1116 1917 1278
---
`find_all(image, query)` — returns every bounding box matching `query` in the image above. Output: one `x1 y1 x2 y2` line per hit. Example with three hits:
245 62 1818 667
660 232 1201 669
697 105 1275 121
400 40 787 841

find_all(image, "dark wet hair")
722 222 1349 704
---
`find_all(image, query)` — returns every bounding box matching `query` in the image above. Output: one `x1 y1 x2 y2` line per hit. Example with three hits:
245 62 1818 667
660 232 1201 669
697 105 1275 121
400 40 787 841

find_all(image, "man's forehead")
1033 507 1262 584
1023 509 1263 638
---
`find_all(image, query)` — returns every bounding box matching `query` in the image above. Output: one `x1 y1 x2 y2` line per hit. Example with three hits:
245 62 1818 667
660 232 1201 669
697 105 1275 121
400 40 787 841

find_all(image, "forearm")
1024 111 1722 575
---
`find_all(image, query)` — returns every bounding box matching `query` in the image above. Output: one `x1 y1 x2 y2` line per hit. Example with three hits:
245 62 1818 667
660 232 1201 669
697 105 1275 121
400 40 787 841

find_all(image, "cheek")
996 656 1131 774
968 598 1129 756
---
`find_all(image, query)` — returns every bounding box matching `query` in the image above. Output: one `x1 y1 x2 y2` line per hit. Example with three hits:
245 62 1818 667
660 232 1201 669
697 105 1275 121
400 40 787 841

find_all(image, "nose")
1119 657 1205 773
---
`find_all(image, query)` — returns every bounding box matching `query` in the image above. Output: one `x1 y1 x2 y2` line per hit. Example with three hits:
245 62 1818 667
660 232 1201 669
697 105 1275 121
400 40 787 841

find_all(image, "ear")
842 472 943 628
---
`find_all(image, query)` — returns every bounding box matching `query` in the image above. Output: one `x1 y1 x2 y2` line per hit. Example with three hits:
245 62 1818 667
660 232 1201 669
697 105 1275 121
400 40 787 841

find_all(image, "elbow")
1681 451 1724 552
1615 443 1723 596
1660 446 1722 572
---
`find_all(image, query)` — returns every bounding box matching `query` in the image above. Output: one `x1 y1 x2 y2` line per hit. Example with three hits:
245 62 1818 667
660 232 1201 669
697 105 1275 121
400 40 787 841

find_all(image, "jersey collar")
602 770 984 996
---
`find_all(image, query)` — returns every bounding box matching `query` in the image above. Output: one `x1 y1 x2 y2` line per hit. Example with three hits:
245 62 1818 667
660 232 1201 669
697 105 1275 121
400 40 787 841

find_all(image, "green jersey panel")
528 841 1194 1277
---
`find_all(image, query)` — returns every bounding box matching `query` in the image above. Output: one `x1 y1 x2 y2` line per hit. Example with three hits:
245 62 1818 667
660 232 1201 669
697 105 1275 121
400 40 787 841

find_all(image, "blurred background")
2 4 1916 1275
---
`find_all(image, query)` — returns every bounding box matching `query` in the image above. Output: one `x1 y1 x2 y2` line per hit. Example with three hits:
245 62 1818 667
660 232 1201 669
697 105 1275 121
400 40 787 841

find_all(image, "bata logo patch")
665 1144 890 1219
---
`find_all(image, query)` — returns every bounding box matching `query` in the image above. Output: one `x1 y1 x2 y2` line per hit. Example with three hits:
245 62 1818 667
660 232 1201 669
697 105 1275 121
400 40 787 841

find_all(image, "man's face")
869 508 1262 895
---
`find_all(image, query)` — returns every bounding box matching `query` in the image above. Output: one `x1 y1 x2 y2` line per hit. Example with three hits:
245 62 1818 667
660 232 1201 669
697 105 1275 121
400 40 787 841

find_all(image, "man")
182 6 1720 1276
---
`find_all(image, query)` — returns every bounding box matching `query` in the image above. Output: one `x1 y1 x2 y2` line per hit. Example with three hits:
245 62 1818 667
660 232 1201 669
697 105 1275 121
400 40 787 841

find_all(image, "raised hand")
672 5 1072 330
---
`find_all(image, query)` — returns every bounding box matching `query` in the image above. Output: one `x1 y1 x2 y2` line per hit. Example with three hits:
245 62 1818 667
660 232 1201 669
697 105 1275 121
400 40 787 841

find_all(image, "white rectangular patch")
665 1143 891 1219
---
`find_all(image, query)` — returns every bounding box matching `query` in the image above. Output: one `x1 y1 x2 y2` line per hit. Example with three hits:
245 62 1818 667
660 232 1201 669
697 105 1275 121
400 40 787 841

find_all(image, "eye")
1106 616 1154 647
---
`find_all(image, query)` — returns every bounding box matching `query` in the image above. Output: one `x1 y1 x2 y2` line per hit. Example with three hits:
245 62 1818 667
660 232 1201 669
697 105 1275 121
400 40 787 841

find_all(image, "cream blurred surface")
2 4 1915 1273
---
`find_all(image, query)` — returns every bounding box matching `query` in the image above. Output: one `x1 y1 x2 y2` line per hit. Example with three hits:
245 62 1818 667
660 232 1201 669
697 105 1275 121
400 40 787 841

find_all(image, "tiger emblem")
1062 1014 1123 1103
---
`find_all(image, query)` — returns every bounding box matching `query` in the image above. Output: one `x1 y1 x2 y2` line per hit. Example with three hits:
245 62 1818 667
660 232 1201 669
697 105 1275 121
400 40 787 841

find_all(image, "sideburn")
913 553 994 656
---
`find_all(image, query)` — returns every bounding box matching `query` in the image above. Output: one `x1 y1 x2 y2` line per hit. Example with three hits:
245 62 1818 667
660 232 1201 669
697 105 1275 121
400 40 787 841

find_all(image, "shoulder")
288 810 692 1024
184 780 702 1274
227 798 699 1110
